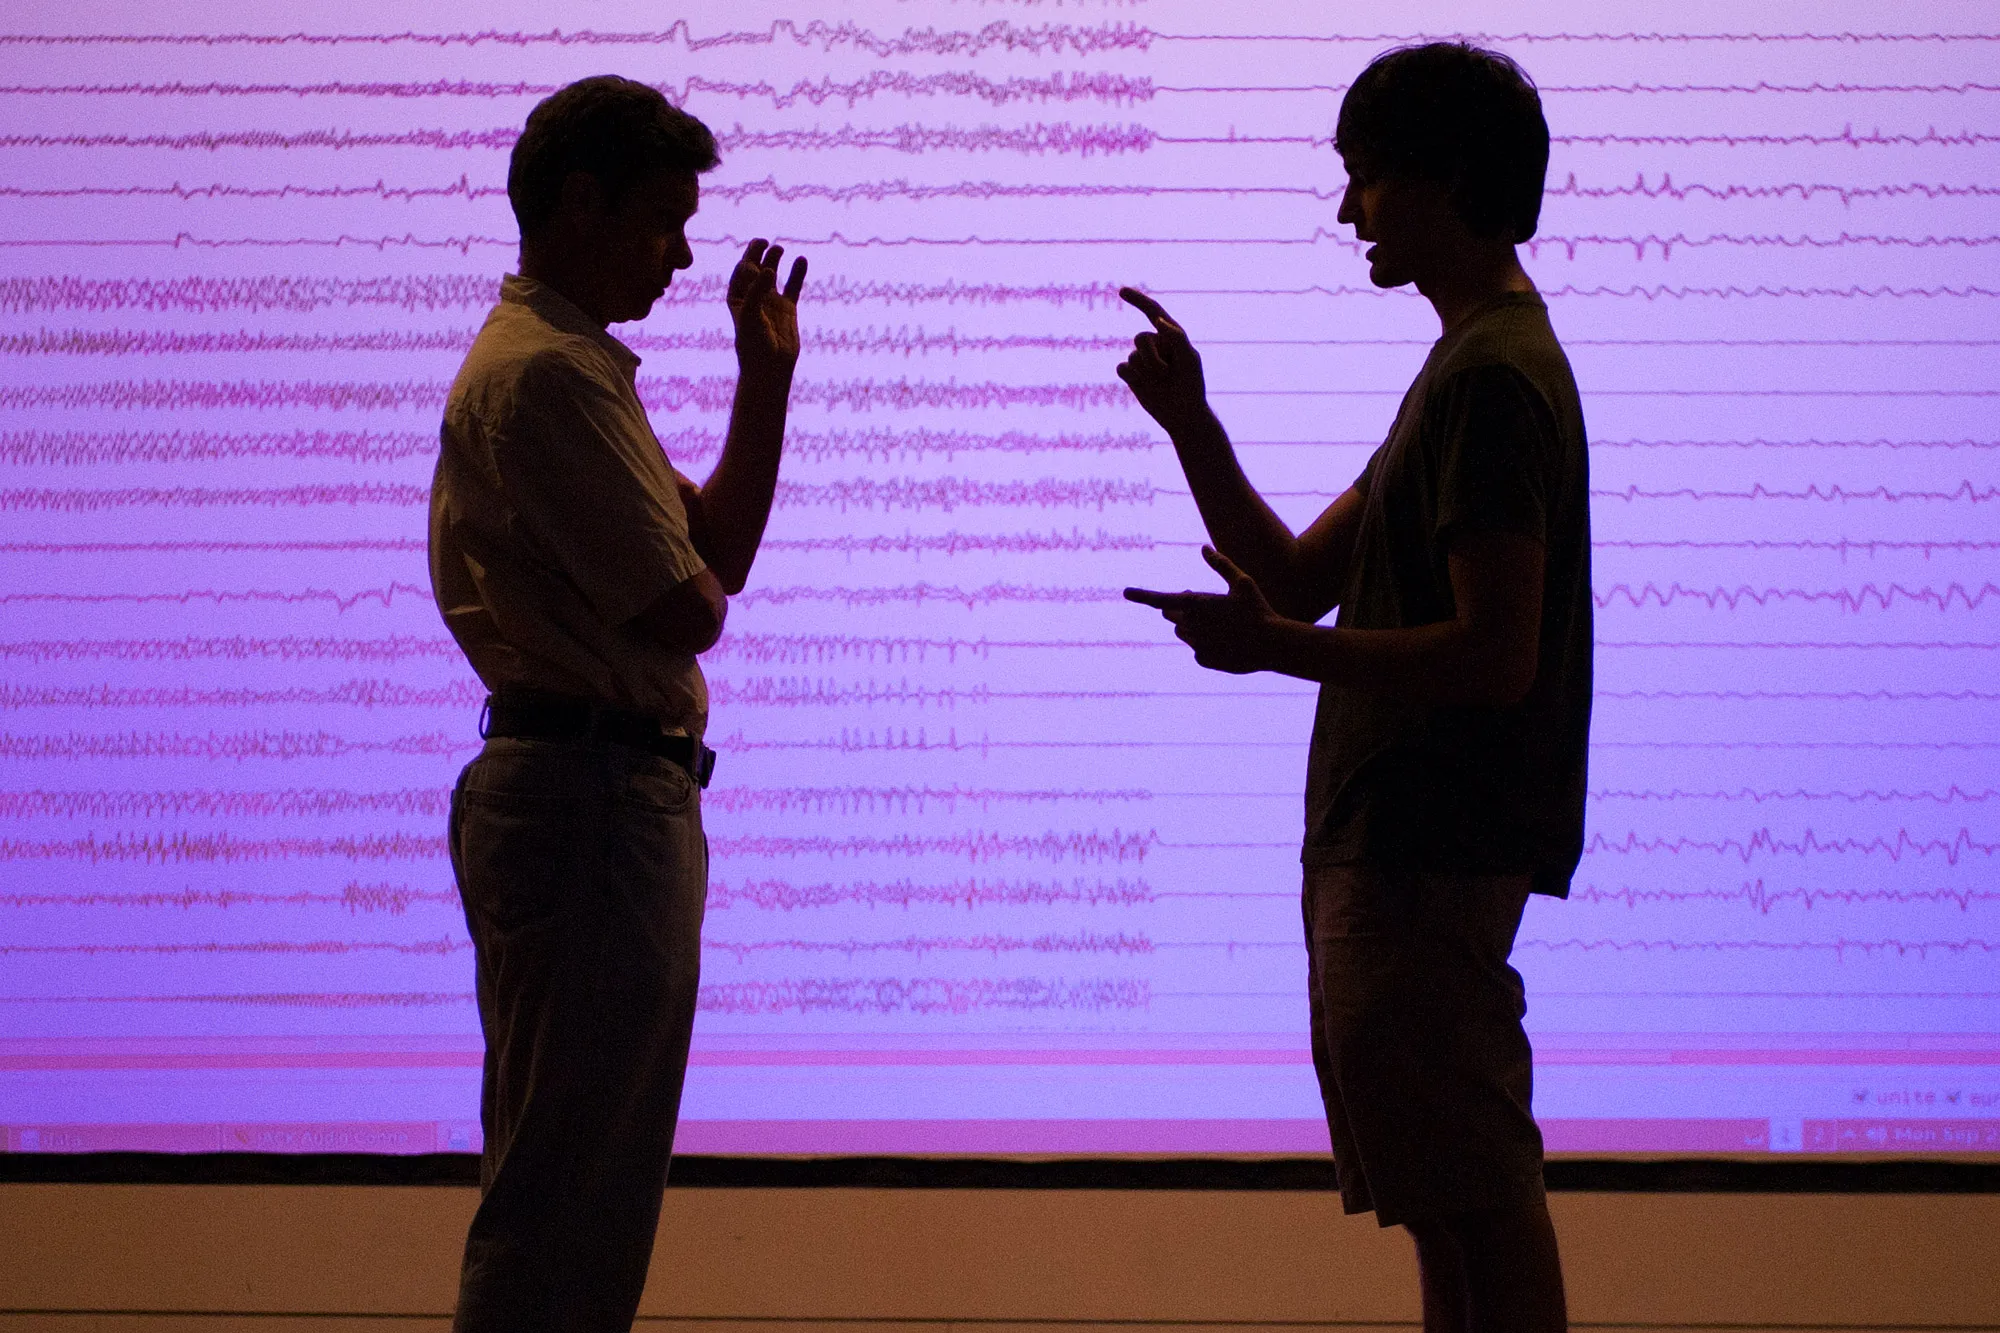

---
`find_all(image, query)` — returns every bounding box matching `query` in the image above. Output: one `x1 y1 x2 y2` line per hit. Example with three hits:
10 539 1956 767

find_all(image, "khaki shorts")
1303 861 1548 1227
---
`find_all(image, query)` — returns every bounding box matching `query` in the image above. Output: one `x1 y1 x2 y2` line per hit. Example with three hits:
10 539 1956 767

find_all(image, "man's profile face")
1336 154 1460 290
572 166 700 324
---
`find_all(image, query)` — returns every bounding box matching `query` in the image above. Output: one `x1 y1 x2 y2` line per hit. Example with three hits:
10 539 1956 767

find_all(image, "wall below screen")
1 1184 1996 1331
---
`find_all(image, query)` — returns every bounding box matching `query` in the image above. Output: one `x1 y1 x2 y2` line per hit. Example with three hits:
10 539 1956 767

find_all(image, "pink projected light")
1 2 1997 1156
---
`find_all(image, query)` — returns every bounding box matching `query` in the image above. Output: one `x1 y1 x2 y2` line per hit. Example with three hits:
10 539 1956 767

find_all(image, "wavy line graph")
696 977 1153 1017
709 830 1157 865
9 26 1994 50
1570 881 2000 913
0 937 469 958
0 681 484 710
0 731 474 761
1584 829 1995 865
0 880 455 915
706 877 1154 910
0 637 460 664
2 832 447 865
0 427 1152 467
1589 787 1996 804
0 375 1135 414
3 484 429 512
0 273 1130 313
1519 938 2000 958
1593 583 2000 612
703 932 1154 961
702 787 1150 816
3 4 1997 1150
0 584 435 613
1596 483 1998 503
0 789 452 819
0 324 1138 359
0 20 1160 59
773 478 1154 512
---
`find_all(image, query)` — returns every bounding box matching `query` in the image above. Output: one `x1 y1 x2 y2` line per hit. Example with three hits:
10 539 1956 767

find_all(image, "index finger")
1123 586 1216 610
741 238 769 267
1118 286 1185 335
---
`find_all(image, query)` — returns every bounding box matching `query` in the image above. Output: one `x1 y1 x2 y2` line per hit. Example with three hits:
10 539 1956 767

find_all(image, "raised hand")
1124 546 1280 674
1115 286 1210 436
728 238 808 379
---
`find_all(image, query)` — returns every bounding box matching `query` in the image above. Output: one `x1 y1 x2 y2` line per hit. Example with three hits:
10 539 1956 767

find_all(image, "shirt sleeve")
1429 363 1558 547
491 346 706 627
1354 442 1385 496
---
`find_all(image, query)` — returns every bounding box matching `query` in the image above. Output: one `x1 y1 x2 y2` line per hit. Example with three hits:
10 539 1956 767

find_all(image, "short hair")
507 75 720 234
1334 43 1550 243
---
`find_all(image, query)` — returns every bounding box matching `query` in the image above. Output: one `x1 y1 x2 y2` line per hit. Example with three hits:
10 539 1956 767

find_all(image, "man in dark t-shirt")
1309 295 1592 895
1121 44 1585 1333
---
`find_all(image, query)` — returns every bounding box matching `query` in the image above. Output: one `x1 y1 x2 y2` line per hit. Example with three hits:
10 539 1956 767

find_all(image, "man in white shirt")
429 75 805 1333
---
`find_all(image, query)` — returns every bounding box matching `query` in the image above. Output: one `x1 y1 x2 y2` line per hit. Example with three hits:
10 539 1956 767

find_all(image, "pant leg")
1303 862 1545 1227
449 738 707 1333
1303 866 1377 1216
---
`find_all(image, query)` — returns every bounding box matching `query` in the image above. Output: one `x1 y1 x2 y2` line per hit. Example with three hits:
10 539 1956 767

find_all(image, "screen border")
1 1154 1995 1191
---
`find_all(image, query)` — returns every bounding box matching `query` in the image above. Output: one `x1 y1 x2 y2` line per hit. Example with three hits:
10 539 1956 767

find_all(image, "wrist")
735 359 796 390
1165 401 1225 451
1264 616 1334 680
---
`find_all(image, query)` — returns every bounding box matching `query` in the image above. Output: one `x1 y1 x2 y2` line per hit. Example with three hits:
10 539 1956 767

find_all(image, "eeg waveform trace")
0 0 1995 1157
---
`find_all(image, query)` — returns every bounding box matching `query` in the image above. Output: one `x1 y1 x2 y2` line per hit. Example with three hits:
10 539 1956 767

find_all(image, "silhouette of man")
429 76 805 1333
1121 45 1588 1333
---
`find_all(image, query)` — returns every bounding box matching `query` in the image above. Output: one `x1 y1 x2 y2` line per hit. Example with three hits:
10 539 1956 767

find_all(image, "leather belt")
479 687 716 788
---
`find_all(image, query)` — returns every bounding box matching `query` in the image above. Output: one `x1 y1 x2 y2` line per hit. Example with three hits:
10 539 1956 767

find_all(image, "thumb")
1200 544 1248 580
1201 545 1253 592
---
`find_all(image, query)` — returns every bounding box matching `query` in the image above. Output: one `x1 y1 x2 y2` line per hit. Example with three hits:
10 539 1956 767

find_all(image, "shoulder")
1440 300 1561 370
451 314 618 419
1428 304 1576 419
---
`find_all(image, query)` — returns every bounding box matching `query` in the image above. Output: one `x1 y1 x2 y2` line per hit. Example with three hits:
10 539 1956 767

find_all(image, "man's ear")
555 169 607 226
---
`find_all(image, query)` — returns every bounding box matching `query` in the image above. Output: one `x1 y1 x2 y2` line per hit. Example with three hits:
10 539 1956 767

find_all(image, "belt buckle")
477 695 493 739
694 745 716 790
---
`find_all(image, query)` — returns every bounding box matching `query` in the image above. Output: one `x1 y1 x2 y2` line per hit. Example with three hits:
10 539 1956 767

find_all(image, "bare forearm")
1166 409 1313 608
1261 618 1531 706
696 367 793 592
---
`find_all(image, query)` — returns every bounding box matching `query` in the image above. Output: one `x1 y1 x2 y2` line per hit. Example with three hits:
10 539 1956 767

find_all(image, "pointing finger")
783 255 809 301
1124 587 1206 616
1119 286 1185 336
742 238 769 267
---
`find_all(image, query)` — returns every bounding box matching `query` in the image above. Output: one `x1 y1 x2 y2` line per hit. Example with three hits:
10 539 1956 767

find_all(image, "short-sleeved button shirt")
430 275 709 736
1303 292 1593 897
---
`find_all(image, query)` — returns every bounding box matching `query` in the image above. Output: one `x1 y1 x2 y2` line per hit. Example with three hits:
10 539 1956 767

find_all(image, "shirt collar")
499 273 643 374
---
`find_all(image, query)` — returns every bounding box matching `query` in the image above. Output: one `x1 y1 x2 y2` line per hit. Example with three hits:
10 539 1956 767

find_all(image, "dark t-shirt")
1302 292 1592 897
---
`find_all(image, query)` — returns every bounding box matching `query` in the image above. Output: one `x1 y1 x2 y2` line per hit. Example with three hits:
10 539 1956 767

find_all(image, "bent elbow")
630 570 729 655
1481 652 1538 708
689 585 728 653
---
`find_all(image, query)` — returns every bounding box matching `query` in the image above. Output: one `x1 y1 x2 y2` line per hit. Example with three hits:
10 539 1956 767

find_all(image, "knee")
1315 990 1408 1071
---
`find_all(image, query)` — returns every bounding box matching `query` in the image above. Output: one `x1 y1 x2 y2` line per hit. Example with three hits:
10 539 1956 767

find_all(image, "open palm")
728 238 808 378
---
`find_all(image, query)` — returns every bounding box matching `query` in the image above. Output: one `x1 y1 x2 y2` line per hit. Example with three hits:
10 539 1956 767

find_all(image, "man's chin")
1366 259 1412 289
615 292 665 324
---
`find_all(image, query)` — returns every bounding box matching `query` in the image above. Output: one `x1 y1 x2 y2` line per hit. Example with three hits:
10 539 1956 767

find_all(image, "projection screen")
2 0 1995 1156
